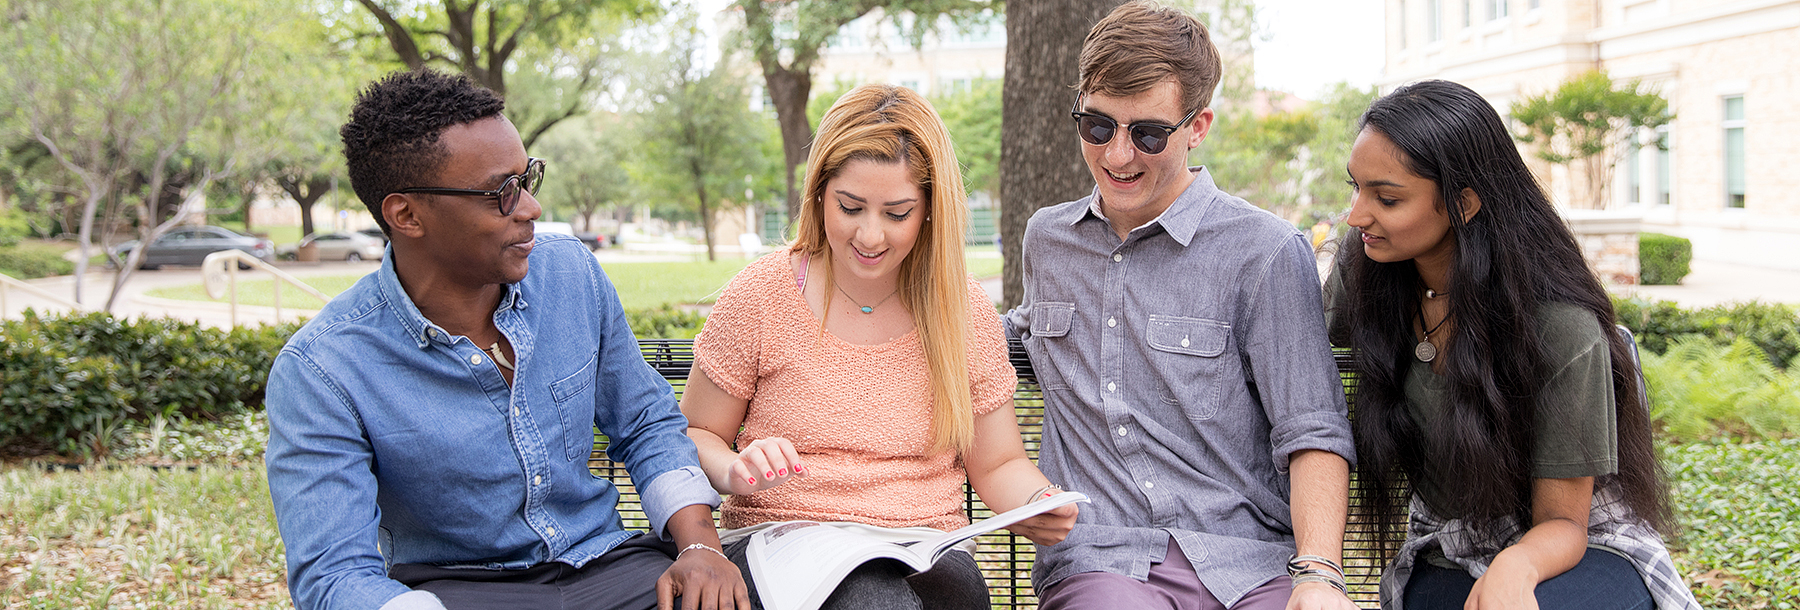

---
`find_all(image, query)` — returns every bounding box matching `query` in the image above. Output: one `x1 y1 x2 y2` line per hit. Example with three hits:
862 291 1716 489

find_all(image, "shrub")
1639 232 1692 285
1615 296 1800 368
0 311 298 456
0 240 74 279
625 304 707 339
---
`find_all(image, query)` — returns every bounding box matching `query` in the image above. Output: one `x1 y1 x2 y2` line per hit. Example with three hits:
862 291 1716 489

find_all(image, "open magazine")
746 491 1089 610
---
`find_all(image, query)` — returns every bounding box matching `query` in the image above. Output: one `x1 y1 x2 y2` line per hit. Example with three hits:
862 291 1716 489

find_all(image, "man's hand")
722 437 806 496
1004 502 1078 546
1285 580 1358 610
657 544 750 610
1465 553 1542 610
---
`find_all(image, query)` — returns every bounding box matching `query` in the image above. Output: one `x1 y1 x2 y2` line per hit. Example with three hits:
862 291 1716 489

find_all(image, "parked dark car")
534 221 608 251
112 226 275 269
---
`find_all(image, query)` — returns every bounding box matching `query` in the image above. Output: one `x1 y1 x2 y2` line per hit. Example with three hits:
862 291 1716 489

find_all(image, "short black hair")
340 69 504 234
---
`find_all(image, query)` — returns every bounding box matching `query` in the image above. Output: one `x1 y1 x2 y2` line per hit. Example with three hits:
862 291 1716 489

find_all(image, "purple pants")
1038 540 1292 610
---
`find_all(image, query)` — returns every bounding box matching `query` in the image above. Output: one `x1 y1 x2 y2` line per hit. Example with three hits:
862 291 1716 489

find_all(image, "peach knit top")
693 251 1016 532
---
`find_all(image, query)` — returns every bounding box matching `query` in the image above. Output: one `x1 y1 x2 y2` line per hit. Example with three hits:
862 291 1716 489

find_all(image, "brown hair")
790 84 975 456
1079 0 1222 114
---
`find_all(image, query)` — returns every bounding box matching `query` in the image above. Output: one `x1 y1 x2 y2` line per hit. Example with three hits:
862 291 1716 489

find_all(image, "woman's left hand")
1003 498 1078 546
1466 556 1541 610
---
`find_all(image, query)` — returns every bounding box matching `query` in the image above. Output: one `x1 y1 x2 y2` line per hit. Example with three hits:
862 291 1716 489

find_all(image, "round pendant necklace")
1415 307 1449 362
836 283 898 314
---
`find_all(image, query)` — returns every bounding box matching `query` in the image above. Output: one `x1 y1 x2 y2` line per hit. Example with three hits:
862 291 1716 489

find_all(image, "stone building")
1380 0 1800 277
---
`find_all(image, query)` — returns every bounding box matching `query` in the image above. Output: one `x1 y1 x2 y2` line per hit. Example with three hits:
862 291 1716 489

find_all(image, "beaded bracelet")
677 542 730 562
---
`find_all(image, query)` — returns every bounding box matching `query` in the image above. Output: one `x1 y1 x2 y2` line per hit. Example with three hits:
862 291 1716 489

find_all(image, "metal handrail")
201 250 333 326
0 271 82 318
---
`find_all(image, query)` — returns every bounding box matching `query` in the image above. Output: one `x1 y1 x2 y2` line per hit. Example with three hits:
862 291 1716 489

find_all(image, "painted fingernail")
747 477 757 485
794 464 804 473
778 469 787 477
766 471 775 479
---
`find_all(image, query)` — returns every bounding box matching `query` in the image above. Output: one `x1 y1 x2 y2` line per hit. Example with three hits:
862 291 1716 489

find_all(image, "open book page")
748 491 1088 610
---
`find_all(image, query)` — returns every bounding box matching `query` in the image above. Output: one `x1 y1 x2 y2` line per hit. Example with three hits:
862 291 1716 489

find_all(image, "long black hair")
1339 80 1671 553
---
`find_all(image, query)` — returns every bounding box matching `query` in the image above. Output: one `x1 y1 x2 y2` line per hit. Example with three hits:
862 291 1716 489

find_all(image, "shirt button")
546 526 556 536
534 475 542 486
1143 480 1154 489
1107 317 1117 328
470 353 483 365
511 406 519 417
1181 338 1191 348
1112 253 1123 262
1116 426 1128 437
428 329 438 338
1107 382 1117 392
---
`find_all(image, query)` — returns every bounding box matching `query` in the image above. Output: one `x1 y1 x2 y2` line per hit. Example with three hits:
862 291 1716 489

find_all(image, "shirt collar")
1068 167 1218 248
375 253 528 349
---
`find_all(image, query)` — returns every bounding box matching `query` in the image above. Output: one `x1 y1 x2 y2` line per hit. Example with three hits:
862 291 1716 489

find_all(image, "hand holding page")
747 491 1089 610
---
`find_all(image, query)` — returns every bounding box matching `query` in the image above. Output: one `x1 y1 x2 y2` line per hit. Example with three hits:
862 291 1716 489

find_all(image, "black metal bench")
603 339 1395 608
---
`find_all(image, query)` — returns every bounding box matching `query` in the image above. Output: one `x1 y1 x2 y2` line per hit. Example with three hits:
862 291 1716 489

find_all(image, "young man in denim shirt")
1003 3 1356 610
264 70 747 610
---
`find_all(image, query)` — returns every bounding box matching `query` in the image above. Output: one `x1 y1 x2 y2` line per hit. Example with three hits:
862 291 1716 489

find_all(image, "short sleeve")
965 276 1017 416
693 255 779 401
1531 305 1619 479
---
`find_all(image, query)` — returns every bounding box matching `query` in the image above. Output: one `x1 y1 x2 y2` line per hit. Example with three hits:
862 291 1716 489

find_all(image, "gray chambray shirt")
1003 168 1354 607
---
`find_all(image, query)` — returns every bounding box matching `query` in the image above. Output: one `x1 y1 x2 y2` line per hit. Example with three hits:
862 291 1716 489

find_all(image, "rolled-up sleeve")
588 265 719 539
1241 235 1355 471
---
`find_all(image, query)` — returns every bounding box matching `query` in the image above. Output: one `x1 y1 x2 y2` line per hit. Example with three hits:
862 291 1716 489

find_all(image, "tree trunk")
764 65 813 230
998 0 1125 310
695 159 716 262
278 175 332 238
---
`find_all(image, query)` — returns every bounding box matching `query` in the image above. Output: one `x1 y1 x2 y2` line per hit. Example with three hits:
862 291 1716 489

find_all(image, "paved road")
7 256 1798 329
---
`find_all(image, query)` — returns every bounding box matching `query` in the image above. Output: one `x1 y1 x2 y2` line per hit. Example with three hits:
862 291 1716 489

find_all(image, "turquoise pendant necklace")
836 283 898 314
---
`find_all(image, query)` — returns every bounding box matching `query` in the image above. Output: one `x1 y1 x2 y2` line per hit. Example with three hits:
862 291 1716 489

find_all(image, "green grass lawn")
4 434 1790 609
142 253 1006 312
144 260 755 311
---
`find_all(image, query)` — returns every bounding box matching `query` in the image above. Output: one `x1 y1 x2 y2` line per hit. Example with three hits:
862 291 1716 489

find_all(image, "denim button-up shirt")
265 234 719 610
1004 168 1353 607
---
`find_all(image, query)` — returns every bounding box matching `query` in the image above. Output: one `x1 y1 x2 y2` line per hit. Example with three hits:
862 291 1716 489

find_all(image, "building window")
1399 0 1408 49
1723 96 1746 208
1656 125 1672 206
1429 0 1442 41
1627 131 1641 204
1463 0 1472 28
1491 0 1508 19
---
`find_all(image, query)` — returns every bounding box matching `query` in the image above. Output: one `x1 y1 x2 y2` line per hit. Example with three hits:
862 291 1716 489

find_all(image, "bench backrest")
605 339 1397 609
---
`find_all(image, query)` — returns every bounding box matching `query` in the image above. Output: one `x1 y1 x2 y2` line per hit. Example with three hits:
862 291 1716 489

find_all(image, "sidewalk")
1609 259 1800 307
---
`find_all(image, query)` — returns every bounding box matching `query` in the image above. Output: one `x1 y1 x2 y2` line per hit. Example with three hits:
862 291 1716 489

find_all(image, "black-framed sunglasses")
1070 94 1199 155
396 157 546 216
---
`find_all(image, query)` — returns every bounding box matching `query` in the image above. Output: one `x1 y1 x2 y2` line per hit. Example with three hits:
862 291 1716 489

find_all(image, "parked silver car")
113 226 275 269
280 232 386 262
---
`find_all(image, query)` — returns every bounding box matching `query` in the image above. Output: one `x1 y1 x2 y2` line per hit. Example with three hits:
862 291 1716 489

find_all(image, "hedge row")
2 306 704 455
1614 297 1800 369
0 311 299 455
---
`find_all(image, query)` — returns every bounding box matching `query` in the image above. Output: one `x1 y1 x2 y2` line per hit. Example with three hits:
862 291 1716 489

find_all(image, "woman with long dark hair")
1325 80 1698 609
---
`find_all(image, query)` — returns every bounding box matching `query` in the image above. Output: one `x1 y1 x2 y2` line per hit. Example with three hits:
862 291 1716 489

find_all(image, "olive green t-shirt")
1322 269 1619 504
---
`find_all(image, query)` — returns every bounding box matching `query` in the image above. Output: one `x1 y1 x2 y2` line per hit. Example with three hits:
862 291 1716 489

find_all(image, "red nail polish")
766 471 775 479
778 469 787 477
747 477 757 484
794 464 804 473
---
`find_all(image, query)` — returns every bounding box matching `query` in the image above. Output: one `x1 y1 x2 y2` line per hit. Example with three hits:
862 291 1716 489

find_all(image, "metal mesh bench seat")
602 339 1398 608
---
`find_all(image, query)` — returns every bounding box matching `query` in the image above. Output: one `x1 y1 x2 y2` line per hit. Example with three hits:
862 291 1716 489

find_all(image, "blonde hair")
790 84 974 456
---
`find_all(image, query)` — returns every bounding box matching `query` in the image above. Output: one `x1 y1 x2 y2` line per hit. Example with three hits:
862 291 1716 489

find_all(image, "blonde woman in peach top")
680 84 1078 610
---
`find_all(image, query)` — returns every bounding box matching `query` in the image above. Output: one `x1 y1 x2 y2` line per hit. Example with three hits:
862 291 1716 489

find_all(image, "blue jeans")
1404 548 1653 610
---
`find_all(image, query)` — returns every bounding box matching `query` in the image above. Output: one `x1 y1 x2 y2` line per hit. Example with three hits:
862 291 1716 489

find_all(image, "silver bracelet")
1291 572 1349 596
1025 483 1062 507
1287 554 1345 579
677 542 730 562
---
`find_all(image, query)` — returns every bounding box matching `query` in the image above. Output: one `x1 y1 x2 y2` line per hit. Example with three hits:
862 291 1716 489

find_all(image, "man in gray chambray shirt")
1001 4 1356 610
